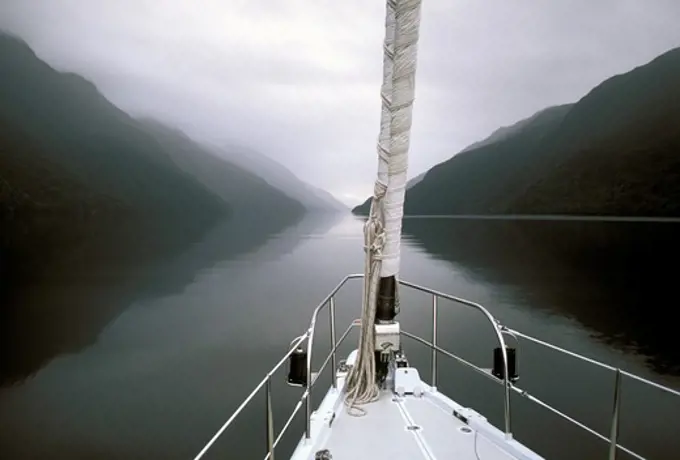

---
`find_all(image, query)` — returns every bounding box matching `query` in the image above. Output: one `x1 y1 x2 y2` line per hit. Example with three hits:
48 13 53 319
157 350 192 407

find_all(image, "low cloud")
2 0 679 204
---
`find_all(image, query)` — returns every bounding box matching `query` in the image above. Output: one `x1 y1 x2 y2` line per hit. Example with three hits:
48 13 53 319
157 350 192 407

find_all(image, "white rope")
344 0 422 416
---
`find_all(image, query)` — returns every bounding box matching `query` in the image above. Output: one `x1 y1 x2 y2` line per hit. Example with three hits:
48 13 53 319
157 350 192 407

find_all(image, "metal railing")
193 273 680 460
192 274 364 460
500 327 680 460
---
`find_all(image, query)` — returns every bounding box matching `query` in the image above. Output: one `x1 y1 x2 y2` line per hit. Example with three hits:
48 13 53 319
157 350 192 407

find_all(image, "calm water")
1 214 679 460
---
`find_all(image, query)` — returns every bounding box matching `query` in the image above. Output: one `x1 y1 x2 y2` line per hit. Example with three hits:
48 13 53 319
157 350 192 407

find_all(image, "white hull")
290 350 543 460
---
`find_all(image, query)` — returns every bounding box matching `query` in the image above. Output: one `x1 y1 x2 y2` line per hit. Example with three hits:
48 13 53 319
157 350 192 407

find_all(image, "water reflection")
0 211 345 460
402 217 680 376
0 211 322 386
3 214 678 460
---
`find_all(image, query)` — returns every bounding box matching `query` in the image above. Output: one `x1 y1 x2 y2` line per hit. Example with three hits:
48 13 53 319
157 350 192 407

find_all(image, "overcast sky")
2 1 680 205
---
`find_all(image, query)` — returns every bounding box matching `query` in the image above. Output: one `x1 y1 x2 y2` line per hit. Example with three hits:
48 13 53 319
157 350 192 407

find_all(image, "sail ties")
365 180 387 258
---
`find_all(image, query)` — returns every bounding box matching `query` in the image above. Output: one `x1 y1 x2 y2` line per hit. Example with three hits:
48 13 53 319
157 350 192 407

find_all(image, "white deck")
323 390 517 460
290 351 544 460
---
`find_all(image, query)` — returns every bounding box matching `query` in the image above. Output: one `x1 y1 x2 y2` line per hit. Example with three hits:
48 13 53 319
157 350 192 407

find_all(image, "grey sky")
2 1 680 205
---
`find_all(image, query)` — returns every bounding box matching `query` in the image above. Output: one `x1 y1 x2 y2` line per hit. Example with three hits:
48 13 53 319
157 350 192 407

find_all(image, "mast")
345 0 422 415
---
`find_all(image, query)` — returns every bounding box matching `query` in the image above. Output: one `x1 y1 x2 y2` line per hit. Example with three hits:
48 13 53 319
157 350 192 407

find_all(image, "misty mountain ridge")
1 31 341 215
460 106 563 154
137 118 345 212
138 118 306 219
354 45 680 217
402 105 568 193
0 32 226 220
202 141 347 212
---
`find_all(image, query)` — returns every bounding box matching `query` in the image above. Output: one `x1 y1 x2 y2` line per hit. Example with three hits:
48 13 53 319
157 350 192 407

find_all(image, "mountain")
0 32 226 221
354 46 680 217
0 32 228 293
403 104 574 215
205 142 347 212
138 119 306 219
403 109 552 191
353 105 572 214
460 109 558 153
509 48 680 215
406 171 427 189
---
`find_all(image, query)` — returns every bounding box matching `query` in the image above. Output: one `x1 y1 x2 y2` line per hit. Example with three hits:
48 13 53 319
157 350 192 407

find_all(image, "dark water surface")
1 214 679 459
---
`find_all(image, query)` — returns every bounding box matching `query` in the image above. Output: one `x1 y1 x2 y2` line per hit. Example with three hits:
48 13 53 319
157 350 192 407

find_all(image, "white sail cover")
344 0 422 415
379 0 421 277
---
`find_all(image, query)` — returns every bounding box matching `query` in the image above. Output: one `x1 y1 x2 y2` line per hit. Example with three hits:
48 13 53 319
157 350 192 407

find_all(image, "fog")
2 0 679 204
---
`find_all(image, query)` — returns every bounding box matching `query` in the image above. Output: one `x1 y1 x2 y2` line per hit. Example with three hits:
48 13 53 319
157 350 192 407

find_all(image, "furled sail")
344 0 422 414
